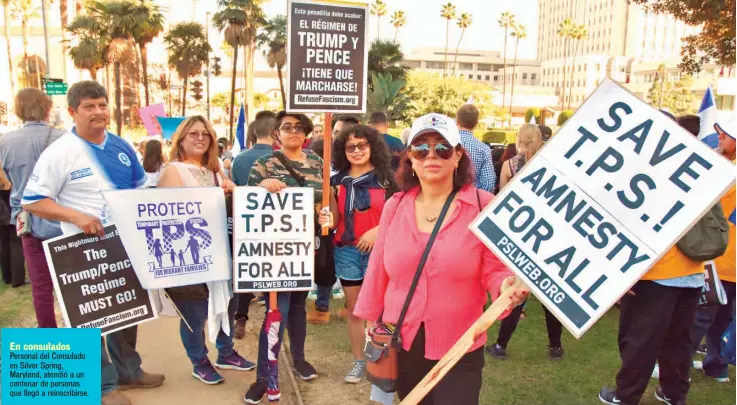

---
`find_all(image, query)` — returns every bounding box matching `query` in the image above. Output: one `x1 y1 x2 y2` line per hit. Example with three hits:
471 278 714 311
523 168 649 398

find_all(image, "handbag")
364 189 458 393
699 260 728 307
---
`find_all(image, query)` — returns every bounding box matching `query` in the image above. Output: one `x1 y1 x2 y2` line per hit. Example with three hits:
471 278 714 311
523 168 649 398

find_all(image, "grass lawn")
0 282 36 329
307 297 736 405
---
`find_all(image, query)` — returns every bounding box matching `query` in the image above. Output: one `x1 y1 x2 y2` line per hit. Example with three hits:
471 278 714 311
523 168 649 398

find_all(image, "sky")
162 0 540 67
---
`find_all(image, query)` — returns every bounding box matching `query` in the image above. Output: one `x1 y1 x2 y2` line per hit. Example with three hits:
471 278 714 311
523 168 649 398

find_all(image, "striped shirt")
459 129 496 192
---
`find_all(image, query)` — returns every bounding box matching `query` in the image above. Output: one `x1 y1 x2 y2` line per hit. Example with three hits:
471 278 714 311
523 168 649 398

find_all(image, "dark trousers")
616 281 700 404
689 280 736 378
256 291 308 379
495 300 563 348
235 292 255 321
397 325 484 405
21 234 56 327
0 224 24 286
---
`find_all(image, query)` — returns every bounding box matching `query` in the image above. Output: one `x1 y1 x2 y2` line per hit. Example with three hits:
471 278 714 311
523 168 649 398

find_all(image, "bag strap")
212 171 220 187
391 189 458 344
273 151 306 187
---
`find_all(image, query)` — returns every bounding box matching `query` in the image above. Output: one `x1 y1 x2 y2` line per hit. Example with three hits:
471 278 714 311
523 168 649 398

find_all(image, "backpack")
676 202 729 262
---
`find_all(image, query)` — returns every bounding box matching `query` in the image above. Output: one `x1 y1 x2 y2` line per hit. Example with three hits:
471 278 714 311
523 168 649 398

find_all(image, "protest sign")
233 187 315 292
471 78 735 338
138 103 167 136
156 116 186 140
102 188 231 290
43 226 156 335
286 0 369 113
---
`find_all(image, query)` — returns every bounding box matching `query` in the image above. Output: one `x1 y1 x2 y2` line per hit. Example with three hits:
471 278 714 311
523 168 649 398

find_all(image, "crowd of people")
0 80 734 405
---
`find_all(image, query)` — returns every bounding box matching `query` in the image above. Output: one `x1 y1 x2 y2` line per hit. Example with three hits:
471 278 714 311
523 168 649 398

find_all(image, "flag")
698 87 719 148
156 116 186 140
729 209 735 225
235 104 246 151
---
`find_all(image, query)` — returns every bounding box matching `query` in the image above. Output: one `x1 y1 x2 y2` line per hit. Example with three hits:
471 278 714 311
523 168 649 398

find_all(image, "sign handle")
398 278 527 405
164 291 194 333
321 112 333 236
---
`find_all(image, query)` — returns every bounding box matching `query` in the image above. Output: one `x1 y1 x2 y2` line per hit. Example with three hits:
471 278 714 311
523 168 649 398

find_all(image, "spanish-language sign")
233 187 315 292
286 0 369 113
43 226 156 335
102 188 231 289
471 78 735 338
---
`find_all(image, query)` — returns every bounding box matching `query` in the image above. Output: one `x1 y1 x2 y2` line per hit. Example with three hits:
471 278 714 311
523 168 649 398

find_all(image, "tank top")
168 161 223 187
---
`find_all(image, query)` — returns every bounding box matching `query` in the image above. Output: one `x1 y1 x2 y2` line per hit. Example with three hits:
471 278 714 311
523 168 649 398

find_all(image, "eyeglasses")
345 142 369 153
409 142 454 160
279 125 305 134
186 131 211 140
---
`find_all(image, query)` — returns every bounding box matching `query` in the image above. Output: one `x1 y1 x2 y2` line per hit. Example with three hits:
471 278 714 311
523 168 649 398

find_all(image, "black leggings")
495 301 563 349
397 325 484 405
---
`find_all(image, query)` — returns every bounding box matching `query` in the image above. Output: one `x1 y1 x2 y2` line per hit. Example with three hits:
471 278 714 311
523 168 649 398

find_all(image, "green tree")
440 2 456 78
558 110 573 126
368 40 408 86
257 14 287 109
525 107 541 123
451 12 472 76
647 64 668 108
567 24 588 110
11 0 41 88
557 18 575 110
367 72 406 121
630 0 735 74
369 0 387 39
67 15 107 80
508 23 526 127
164 22 211 115
214 0 249 139
211 91 231 114
390 10 406 43
254 92 268 109
131 0 165 106
2 0 15 95
648 74 696 115
497 11 515 111
401 72 492 125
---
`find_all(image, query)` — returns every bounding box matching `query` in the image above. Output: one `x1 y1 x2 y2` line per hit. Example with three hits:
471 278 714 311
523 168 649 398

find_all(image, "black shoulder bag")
364 189 458 393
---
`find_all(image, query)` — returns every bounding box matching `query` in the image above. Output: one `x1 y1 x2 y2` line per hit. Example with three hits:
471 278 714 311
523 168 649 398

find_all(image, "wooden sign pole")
399 278 527 405
321 112 333 236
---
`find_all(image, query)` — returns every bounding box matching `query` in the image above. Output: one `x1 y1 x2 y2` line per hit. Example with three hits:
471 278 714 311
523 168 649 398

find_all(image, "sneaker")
102 390 131 405
549 346 565 360
118 370 165 390
710 371 730 383
258 295 266 306
654 387 683 405
485 343 506 359
598 387 626 405
651 364 660 379
215 351 256 371
293 359 318 381
307 290 318 301
234 318 247 339
306 309 330 324
192 362 224 385
244 379 269 404
692 360 703 370
332 288 345 300
344 360 366 384
696 343 707 355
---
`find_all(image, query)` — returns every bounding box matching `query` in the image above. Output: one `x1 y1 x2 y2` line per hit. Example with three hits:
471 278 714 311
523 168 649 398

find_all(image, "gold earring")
412 170 416 177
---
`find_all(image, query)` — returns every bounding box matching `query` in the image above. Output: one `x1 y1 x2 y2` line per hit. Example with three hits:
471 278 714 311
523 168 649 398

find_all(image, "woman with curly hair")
319 124 398 384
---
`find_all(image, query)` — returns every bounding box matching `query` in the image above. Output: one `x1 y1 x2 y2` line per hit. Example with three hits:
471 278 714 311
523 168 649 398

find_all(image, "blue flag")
156 116 187 140
698 87 719 148
236 104 246 151
730 209 735 225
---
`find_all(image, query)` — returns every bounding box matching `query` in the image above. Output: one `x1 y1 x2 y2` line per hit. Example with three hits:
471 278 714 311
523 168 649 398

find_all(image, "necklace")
424 215 438 222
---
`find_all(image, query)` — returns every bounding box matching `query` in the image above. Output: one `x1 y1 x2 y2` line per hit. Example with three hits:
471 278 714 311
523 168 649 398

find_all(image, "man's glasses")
409 142 454 160
345 142 369 153
186 131 211 140
279 125 305 133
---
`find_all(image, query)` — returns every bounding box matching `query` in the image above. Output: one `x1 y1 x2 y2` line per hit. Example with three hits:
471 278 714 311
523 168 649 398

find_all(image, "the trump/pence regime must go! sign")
472 79 735 338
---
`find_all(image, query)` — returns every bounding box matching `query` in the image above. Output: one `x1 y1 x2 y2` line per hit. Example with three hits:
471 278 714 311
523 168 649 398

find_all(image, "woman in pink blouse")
352 113 529 404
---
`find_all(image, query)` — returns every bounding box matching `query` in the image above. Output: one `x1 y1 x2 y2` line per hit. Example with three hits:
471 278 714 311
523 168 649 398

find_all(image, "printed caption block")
2 328 101 405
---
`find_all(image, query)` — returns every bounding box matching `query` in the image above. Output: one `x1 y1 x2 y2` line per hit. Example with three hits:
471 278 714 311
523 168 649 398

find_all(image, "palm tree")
11 0 40 88
164 22 211 115
557 18 575 109
257 14 287 108
451 12 471 76
2 0 14 96
131 0 164 106
440 2 456 77
67 14 108 80
497 11 515 111
214 0 249 139
368 40 408 83
242 2 265 124
567 24 588 110
509 23 527 124
59 0 69 80
369 0 387 39
390 10 405 43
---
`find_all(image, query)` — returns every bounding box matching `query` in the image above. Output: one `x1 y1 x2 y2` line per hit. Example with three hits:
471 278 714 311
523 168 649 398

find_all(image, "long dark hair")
396 146 475 192
143 139 164 173
333 125 397 196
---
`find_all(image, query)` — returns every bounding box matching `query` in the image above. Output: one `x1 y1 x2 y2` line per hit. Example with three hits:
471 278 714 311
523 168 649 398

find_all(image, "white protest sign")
102 188 231 289
233 187 315 292
471 78 735 338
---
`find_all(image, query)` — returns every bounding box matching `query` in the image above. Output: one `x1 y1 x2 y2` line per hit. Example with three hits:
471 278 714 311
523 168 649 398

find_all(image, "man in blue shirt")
368 112 404 170
456 104 496 192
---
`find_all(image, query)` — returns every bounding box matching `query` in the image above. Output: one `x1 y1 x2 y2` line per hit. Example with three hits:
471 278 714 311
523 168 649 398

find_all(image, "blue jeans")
257 291 308 379
102 326 143 395
690 280 736 377
173 297 236 366
334 245 370 281
315 285 331 312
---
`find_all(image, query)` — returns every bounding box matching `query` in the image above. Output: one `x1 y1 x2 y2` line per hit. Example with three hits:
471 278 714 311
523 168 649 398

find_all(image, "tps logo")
135 202 213 278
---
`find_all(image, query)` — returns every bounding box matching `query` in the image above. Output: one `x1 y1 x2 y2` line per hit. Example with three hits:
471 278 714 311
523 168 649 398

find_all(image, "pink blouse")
354 185 512 360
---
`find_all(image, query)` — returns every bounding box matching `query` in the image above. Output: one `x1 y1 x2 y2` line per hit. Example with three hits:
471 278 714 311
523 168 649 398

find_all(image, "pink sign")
138 103 167 135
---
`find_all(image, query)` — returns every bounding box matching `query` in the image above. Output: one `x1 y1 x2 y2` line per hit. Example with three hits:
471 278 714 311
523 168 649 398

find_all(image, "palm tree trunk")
394 27 398 42
452 29 465 76
229 45 239 141
105 64 111 99
567 41 579 110
22 16 29 86
130 40 142 110
181 76 188 116
277 65 286 109
443 20 449 77
114 61 122 136
509 37 520 128
89 67 98 81
60 0 68 81
560 38 569 110
34 56 41 89
502 27 508 110
75 0 82 14
140 44 150 106
3 4 14 96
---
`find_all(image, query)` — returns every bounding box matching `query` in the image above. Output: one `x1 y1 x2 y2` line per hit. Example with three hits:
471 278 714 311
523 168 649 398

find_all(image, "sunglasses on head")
409 142 455 160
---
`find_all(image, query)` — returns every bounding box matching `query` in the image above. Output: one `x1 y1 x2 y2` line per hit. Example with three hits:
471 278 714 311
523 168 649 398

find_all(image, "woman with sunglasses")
317 125 398 384
499 124 545 189
156 116 255 386
351 113 528 404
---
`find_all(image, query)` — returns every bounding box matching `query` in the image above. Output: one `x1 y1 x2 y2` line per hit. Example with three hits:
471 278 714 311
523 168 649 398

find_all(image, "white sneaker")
651 364 660 379
692 360 703 370
307 290 318 301
332 289 345 300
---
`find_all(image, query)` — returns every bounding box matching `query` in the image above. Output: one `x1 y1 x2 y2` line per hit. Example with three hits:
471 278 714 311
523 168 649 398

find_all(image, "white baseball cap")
407 113 460 147
715 115 736 140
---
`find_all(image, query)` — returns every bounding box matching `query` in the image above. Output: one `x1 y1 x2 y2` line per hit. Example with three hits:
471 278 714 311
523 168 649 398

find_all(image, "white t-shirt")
22 130 147 235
